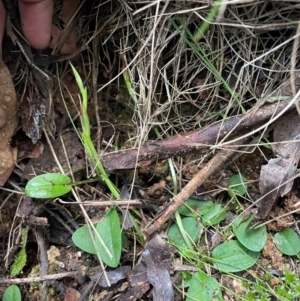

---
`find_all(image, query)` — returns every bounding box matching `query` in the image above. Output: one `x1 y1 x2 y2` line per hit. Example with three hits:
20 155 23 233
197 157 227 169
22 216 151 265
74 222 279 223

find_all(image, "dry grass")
70 0 299 151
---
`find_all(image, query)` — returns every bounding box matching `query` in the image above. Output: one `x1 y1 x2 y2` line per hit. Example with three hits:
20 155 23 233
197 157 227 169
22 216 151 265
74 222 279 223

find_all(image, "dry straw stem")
85 0 300 156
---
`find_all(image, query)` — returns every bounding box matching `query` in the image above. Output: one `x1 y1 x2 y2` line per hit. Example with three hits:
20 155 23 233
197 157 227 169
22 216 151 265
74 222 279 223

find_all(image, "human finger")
19 0 53 49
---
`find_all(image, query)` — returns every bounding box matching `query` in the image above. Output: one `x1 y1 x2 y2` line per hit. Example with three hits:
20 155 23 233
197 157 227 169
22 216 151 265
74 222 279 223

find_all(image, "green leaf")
3 285 21 301
95 208 121 267
186 271 223 301
274 229 300 256
178 199 211 216
212 240 260 272
202 204 227 226
178 199 226 226
25 173 72 199
72 224 97 254
180 271 193 288
233 215 267 252
168 217 202 248
72 208 121 267
228 174 247 197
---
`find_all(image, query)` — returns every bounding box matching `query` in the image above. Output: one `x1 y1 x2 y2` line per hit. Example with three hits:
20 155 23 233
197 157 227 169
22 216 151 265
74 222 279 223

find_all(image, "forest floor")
1 1 300 301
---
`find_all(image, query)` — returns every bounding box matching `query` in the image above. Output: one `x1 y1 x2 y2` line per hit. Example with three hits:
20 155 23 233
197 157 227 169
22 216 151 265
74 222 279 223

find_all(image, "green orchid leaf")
178 199 226 226
186 271 223 301
212 240 259 272
228 174 247 197
25 173 72 199
72 224 97 254
3 285 21 301
274 229 300 256
168 217 202 248
72 208 121 267
95 208 121 267
233 215 267 252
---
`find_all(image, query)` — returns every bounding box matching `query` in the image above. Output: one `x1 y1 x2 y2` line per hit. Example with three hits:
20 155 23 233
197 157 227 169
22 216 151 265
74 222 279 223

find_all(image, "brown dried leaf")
89 266 131 287
59 0 81 24
257 109 300 219
142 235 174 301
22 130 84 179
17 140 44 161
63 287 81 301
0 60 17 185
49 0 80 54
271 72 300 97
50 25 78 54
20 95 46 144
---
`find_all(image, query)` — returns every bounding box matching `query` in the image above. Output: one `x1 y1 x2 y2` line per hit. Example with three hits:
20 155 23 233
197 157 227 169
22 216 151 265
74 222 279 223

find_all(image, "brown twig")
101 99 294 171
0 271 80 285
35 227 48 301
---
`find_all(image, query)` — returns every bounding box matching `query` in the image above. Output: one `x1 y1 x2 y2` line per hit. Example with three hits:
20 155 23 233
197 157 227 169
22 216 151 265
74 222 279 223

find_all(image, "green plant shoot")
70 63 120 199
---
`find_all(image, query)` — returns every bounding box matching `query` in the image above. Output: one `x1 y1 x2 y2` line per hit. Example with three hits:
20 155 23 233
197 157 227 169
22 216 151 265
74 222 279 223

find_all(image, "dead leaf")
64 287 81 301
22 130 84 180
17 139 44 161
20 95 47 144
50 25 78 54
49 0 81 54
257 109 300 219
271 72 300 98
0 60 18 185
89 235 174 301
142 235 174 301
59 0 81 24
89 266 131 287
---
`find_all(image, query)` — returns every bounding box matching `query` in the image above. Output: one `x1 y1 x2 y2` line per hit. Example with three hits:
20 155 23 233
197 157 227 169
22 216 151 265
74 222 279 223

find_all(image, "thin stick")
0 271 80 285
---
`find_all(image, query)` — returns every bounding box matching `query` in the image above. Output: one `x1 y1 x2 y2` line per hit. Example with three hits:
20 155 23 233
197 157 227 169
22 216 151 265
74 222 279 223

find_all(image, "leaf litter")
257 98 300 219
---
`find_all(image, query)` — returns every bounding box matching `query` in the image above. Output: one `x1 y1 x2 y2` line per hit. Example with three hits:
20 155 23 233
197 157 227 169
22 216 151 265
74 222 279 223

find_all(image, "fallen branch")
102 99 294 171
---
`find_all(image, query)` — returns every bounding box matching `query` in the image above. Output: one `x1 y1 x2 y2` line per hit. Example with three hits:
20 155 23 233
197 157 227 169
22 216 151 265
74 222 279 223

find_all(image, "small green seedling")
2 285 21 301
70 64 120 199
227 174 247 210
178 198 227 226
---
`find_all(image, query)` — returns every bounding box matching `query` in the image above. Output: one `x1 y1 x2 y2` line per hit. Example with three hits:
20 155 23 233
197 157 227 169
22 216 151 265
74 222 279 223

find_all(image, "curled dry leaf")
20 95 46 144
257 109 300 219
0 60 17 185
